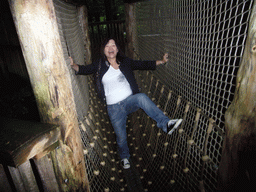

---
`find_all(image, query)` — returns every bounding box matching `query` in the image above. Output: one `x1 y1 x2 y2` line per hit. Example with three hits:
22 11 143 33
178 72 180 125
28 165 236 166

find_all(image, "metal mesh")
136 0 253 130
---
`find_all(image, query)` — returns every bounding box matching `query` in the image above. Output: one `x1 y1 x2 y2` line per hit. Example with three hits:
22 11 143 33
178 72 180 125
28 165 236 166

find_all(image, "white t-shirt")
102 66 132 105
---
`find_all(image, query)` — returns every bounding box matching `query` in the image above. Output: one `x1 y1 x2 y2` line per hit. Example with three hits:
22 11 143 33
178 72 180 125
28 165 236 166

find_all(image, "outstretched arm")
156 53 169 65
70 57 98 75
130 53 169 70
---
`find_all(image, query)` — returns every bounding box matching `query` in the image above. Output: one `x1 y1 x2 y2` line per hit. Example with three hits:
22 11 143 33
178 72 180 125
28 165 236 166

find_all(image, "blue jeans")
107 93 170 159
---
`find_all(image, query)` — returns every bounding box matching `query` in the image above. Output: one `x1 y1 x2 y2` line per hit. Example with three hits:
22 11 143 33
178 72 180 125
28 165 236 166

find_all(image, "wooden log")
217 2 256 191
8 0 89 191
78 5 91 64
125 2 137 59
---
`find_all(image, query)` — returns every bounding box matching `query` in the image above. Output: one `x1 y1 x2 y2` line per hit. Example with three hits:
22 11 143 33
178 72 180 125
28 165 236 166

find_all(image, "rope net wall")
53 1 127 191
133 1 253 191
54 0 90 119
136 0 253 131
53 0 254 191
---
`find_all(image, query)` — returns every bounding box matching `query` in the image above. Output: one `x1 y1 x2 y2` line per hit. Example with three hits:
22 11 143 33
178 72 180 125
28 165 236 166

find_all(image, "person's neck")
108 57 117 65
108 58 119 69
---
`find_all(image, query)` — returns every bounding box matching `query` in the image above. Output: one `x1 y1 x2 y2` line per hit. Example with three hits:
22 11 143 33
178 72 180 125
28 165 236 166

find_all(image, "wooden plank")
33 141 59 160
0 117 60 167
0 164 12 192
8 165 26 192
33 153 60 192
18 160 39 192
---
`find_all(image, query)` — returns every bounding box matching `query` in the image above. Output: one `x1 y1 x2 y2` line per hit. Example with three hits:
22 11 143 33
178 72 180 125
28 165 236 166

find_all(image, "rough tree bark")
217 2 256 191
8 0 90 191
125 3 137 59
78 5 92 64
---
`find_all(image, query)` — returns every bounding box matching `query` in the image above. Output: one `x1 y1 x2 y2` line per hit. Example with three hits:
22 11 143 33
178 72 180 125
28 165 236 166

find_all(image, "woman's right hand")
70 57 79 72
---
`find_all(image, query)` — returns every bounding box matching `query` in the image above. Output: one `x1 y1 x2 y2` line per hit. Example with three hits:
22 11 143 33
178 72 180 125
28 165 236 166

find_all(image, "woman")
70 38 182 169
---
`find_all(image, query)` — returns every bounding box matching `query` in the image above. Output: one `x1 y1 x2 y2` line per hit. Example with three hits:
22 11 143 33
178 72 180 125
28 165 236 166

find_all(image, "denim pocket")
107 104 121 120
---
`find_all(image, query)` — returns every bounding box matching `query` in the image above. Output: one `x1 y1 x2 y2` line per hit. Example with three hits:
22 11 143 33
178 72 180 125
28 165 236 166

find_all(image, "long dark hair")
100 37 125 64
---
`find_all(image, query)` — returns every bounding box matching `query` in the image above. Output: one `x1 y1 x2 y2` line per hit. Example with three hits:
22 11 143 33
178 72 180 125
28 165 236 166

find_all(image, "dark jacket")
76 57 156 101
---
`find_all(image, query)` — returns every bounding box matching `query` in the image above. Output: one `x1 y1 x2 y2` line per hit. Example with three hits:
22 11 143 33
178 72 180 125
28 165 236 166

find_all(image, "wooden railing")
0 117 60 191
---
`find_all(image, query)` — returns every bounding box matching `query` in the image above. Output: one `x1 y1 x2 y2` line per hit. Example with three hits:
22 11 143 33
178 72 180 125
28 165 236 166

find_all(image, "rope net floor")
53 0 254 191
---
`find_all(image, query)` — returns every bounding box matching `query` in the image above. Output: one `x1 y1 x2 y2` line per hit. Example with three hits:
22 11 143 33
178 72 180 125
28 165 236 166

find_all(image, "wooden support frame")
125 2 138 59
7 0 90 191
78 5 92 64
0 117 60 167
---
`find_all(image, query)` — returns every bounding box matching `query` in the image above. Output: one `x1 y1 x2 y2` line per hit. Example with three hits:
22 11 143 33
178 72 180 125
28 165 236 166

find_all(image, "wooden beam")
0 164 12 192
0 117 60 167
78 5 92 64
125 3 137 59
8 0 89 191
33 153 60 192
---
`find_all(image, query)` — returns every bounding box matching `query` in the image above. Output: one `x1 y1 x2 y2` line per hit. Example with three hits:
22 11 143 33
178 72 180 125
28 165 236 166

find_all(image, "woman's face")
104 39 118 60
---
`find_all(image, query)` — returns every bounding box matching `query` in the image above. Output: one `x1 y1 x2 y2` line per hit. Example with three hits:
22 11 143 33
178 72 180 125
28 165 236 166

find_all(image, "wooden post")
125 3 137 59
78 5 92 64
8 0 90 191
217 2 256 191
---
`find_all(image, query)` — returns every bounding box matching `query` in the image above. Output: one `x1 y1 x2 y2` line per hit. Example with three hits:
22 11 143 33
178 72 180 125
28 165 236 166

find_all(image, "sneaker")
167 119 183 135
121 158 130 169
